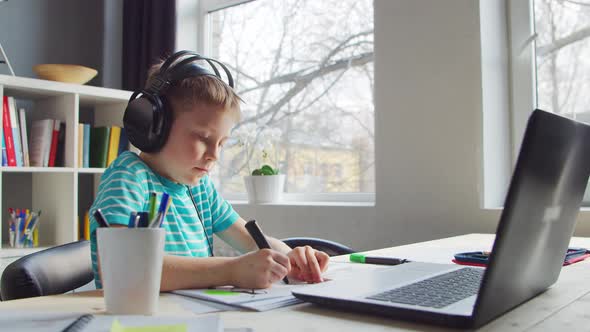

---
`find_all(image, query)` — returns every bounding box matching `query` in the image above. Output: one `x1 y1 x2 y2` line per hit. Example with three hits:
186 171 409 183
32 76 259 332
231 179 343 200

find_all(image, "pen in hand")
245 219 290 284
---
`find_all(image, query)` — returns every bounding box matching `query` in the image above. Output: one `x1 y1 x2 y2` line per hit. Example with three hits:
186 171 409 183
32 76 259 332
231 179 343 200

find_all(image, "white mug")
97 228 165 315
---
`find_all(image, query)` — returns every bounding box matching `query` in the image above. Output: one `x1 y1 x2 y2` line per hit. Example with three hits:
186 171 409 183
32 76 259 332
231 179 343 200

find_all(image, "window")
509 0 590 203
510 0 590 139
533 0 590 120
190 0 374 201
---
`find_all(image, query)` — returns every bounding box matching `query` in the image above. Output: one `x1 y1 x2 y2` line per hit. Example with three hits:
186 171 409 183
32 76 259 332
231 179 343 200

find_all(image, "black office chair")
281 237 355 256
1 240 93 301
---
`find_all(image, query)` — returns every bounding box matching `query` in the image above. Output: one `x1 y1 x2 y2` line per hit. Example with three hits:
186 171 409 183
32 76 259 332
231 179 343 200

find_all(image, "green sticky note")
111 319 187 332
204 289 240 296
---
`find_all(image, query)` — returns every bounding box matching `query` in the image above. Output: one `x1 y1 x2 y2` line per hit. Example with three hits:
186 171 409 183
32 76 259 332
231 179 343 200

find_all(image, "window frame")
181 0 376 204
508 0 537 160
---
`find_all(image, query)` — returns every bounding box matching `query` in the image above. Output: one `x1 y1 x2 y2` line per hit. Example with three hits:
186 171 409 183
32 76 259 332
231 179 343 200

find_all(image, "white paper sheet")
173 283 304 311
173 261 390 312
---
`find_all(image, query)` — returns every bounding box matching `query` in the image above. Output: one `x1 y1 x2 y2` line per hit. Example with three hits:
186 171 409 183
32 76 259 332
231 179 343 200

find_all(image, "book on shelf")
47 120 60 167
0 94 72 168
83 123 90 168
89 126 110 168
8 97 23 167
79 125 130 169
29 119 54 167
78 123 84 167
106 126 121 167
18 108 30 167
54 121 66 167
2 96 16 166
1 131 6 166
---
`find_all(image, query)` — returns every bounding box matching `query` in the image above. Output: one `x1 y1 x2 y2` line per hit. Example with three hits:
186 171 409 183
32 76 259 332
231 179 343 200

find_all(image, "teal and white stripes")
89 151 239 288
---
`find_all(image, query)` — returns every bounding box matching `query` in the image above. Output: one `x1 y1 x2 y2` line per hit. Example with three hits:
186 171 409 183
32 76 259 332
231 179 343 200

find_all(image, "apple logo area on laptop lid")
292 109 590 329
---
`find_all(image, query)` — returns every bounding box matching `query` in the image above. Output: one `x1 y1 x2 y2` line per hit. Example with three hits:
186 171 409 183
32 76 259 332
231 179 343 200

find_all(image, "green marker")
204 289 240 296
350 253 408 265
148 192 157 222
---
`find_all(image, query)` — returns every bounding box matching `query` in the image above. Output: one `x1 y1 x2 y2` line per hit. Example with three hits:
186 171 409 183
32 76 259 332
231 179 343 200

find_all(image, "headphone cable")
186 185 214 257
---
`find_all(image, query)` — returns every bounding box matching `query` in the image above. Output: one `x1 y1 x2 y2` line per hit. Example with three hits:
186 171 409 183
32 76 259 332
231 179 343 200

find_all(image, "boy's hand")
229 249 291 289
287 246 329 283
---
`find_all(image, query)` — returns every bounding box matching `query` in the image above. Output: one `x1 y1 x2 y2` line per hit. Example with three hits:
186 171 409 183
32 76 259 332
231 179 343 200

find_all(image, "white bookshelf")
0 74 132 249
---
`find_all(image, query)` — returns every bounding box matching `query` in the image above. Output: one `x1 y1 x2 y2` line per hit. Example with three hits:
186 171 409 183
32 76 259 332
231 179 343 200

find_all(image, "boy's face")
157 103 236 185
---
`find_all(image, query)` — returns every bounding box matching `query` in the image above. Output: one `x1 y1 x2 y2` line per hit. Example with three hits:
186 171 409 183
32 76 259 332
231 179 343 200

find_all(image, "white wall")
0 0 122 89
232 0 590 251
0 0 103 83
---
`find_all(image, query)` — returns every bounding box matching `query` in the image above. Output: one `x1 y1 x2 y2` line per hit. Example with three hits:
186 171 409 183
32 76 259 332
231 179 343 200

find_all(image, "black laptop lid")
473 109 590 326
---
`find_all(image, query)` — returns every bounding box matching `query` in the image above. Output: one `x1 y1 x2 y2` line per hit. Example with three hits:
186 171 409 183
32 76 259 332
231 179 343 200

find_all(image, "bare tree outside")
535 0 590 120
205 0 374 195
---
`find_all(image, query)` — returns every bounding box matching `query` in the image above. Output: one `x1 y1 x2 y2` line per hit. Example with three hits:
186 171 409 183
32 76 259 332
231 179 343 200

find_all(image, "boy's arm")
216 217 292 255
98 225 289 291
217 218 328 283
159 255 235 291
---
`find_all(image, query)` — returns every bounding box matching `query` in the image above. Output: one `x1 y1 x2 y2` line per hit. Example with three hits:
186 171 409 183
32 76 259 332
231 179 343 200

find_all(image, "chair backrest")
1 240 93 301
281 237 355 257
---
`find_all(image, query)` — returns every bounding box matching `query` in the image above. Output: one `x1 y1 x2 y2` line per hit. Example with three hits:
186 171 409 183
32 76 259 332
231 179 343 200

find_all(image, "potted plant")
235 125 285 203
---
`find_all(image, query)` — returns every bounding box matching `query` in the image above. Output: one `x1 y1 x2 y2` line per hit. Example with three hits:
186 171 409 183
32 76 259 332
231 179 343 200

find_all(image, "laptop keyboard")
366 268 484 309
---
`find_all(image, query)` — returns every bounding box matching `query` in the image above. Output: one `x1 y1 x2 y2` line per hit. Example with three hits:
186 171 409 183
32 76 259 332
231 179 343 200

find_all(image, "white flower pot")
244 175 286 203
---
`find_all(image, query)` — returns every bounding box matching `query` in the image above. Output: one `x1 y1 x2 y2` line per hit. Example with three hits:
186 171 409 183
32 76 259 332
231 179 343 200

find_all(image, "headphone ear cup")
152 95 174 151
124 93 163 153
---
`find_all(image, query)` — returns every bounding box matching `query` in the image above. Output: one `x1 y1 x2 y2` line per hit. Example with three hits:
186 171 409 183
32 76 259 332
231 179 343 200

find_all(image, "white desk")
1 234 589 331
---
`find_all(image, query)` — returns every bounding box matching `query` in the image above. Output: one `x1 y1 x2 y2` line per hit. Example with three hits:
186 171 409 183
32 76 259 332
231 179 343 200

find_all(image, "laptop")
292 109 590 329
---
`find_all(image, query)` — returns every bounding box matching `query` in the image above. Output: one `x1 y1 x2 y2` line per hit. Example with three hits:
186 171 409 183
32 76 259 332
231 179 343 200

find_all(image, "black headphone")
123 50 235 153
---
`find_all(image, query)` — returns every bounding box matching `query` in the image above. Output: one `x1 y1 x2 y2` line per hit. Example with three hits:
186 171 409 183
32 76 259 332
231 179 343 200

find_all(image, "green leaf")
260 168 275 175
260 165 275 174
252 165 279 176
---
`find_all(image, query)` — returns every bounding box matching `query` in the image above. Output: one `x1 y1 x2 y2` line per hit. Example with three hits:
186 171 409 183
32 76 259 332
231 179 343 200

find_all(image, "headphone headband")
148 52 234 95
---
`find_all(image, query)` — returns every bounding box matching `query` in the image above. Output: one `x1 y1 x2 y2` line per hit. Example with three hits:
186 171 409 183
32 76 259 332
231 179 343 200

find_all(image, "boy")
89 52 329 291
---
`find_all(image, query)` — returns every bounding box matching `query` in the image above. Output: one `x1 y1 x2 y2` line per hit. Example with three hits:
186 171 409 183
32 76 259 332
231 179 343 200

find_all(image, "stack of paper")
174 283 304 312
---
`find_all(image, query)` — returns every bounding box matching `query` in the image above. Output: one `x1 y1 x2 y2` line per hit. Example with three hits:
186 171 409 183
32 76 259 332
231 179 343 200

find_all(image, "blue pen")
157 194 172 227
128 212 138 228
18 211 26 247
157 193 170 214
152 193 170 228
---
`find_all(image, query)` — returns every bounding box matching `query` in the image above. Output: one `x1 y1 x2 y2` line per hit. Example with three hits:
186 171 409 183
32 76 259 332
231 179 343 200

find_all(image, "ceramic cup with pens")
97 228 165 315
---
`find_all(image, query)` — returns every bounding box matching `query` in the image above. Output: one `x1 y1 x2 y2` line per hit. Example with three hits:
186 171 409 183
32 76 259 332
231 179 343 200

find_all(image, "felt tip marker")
349 253 409 265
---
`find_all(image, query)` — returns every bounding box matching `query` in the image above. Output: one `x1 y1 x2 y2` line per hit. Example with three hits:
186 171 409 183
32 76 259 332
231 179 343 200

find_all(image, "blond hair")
145 59 242 121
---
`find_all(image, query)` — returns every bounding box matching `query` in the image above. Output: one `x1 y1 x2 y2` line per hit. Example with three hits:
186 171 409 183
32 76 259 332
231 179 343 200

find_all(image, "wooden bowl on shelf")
32 64 98 84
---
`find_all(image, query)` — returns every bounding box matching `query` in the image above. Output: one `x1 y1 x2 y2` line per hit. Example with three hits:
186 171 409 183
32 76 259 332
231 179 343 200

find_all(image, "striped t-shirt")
89 151 239 288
